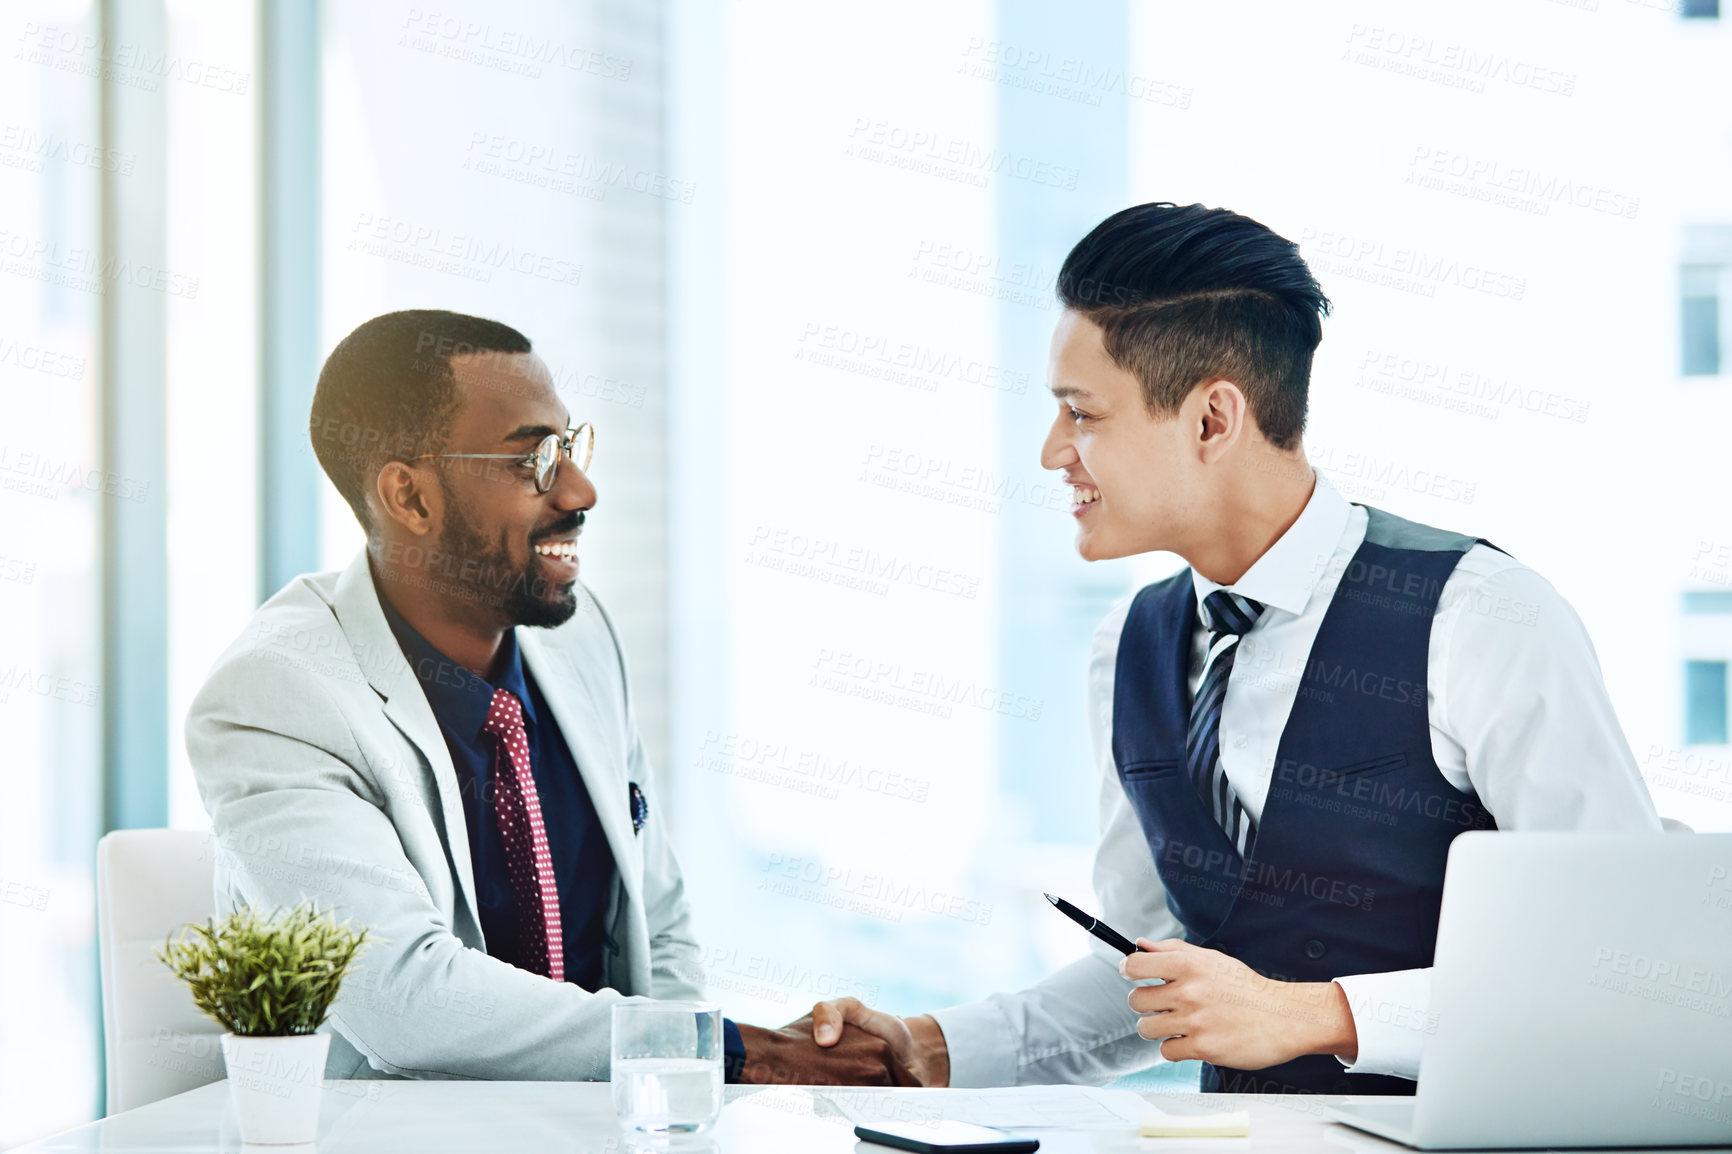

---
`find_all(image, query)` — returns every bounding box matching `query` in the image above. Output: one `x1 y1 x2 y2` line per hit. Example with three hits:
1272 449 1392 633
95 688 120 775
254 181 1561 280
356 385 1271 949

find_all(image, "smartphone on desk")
854 1119 1039 1153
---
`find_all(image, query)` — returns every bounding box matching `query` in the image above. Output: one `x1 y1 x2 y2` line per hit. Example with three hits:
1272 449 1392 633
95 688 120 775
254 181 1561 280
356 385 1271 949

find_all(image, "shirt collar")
1191 469 1350 620
375 583 537 738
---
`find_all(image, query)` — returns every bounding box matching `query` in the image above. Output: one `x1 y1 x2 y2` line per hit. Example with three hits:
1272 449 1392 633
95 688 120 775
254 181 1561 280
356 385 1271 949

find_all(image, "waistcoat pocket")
1122 759 1181 780
1329 752 1408 778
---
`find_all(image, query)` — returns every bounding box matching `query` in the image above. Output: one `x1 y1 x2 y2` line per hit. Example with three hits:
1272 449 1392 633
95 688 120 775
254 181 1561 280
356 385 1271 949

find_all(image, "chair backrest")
96 829 226 1115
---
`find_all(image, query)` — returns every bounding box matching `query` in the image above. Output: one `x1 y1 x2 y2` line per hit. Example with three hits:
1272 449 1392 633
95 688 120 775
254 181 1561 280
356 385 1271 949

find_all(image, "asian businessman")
808 202 1661 1095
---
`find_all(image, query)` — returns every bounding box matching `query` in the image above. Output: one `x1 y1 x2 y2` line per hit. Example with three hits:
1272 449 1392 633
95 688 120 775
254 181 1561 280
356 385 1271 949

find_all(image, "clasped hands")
741 938 1358 1085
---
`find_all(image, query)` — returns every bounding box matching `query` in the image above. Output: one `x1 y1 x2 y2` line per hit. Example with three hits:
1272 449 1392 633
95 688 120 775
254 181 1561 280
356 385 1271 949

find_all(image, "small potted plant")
159 901 370 1145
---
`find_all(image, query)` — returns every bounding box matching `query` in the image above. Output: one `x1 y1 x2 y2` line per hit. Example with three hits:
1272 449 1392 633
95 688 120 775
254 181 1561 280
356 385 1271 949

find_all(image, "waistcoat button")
1305 939 1326 959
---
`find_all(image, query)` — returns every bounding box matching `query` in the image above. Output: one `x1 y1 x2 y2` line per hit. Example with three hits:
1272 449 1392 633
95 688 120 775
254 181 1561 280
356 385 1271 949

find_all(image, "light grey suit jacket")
186 549 706 1080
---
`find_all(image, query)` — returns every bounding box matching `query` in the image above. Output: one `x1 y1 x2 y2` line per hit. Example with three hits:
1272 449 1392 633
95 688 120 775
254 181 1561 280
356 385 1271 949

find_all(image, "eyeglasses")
413 423 594 494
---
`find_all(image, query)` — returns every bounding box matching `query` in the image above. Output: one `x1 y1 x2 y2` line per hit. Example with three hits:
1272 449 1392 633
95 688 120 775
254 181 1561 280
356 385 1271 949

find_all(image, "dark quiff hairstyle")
309 309 532 533
1057 202 1331 451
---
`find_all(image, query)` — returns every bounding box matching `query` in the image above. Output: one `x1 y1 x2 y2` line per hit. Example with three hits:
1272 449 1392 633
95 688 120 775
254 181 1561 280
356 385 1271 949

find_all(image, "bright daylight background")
3 0 1730 1144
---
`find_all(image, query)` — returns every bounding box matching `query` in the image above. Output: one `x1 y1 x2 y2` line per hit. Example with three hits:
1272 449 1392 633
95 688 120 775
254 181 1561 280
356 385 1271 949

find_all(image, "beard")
438 486 579 629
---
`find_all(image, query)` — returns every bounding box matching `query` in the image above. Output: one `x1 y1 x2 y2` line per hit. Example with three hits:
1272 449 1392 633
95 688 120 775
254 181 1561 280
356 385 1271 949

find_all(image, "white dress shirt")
931 471 1661 1087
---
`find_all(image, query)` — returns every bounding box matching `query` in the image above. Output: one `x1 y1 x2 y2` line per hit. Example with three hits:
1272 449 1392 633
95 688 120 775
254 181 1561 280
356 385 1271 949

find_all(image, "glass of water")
611 1000 724 1135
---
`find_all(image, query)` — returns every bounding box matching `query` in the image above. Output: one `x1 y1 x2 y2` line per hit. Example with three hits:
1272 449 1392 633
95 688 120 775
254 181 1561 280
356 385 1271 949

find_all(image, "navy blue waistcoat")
1111 506 1498 1095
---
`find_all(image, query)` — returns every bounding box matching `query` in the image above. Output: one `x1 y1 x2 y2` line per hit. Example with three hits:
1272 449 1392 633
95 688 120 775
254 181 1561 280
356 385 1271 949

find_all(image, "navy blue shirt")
380 595 615 990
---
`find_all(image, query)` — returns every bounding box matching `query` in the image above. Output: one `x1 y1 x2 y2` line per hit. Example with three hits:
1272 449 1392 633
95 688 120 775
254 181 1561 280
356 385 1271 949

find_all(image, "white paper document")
818 1085 1149 1131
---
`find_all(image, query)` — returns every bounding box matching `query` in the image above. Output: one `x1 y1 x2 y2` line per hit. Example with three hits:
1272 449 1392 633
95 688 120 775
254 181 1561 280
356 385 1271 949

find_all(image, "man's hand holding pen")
1121 937 1360 1069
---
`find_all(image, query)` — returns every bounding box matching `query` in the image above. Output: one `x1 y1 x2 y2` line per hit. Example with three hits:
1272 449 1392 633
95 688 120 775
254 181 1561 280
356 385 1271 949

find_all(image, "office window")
0 4 103 1143
1682 264 1722 376
319 2 672 770
165 0 258 829
1686 661 1729 745
1681 593 1732 747
0 1 254 1137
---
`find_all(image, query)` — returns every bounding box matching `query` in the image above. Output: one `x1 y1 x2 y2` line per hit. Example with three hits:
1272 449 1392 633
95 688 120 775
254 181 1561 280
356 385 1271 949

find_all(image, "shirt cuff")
928 1000 1020 1088
1331 969 1432 1081
722 1017 746 1083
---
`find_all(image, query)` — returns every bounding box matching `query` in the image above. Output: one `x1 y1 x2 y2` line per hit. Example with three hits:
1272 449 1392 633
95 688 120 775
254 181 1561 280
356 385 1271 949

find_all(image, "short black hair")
1057 202 1331 451
309 309 532 533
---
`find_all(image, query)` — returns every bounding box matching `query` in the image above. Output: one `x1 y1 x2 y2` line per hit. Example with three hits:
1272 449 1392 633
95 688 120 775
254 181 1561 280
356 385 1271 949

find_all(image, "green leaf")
155 902 377 1036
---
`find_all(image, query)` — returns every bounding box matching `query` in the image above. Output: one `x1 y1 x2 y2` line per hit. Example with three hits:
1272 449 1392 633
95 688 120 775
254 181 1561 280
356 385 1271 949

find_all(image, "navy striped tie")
1187 590 1267 856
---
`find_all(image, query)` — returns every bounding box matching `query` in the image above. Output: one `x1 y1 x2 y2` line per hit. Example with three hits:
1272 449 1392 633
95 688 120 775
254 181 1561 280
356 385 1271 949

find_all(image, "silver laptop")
1328 831 1732 1149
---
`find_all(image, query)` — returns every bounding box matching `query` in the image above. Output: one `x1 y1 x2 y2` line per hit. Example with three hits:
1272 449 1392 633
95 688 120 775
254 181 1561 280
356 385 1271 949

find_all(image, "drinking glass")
610 1001 724 1135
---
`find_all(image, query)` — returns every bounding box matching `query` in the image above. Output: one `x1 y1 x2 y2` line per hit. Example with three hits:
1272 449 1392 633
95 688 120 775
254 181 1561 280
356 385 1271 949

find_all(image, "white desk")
12 1082 1730 1153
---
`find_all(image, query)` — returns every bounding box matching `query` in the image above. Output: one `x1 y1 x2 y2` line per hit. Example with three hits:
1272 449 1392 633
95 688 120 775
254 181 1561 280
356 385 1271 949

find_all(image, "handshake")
726 938 1366 1084
732 998 951 1087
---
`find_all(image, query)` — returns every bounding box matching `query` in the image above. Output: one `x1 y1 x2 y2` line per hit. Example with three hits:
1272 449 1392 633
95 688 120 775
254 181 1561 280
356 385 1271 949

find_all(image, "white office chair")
96 829 227 1115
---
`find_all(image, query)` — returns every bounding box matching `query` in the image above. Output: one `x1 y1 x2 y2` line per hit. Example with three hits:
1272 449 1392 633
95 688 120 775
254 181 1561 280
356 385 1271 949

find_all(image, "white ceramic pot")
219 1031 331 1145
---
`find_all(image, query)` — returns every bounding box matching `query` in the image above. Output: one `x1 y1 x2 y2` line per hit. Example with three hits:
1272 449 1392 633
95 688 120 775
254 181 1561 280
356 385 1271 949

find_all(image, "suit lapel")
518 629 641 906
330 551 480 924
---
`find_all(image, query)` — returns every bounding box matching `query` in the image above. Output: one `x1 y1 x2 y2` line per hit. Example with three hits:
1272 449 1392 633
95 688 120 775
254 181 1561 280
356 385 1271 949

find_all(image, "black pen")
1044 892 1149 956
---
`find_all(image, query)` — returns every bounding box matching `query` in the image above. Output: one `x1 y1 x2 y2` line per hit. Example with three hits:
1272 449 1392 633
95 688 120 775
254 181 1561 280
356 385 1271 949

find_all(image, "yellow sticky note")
1140 1110 1252 1138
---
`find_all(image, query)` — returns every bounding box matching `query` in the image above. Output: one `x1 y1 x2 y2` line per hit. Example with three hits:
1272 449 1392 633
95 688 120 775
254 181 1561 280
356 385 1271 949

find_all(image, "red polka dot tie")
482 688 564 982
